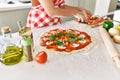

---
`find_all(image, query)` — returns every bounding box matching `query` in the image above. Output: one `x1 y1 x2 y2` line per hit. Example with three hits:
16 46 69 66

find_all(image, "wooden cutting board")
79 22 103 28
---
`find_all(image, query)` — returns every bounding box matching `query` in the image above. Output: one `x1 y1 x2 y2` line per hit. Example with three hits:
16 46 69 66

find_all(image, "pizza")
75 16 104 25
75 16 111 28
86 16 104 25
39 28 94 54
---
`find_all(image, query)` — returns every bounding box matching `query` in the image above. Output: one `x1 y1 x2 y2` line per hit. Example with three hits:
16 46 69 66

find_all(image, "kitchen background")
0 0 119 33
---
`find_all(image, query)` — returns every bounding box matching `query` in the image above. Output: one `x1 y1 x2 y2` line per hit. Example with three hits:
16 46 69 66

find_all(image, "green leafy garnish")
55 33 64 37
55 40 63 46
68 38 76 42
77 37 83 41
65 33 75 38
50 35 56 41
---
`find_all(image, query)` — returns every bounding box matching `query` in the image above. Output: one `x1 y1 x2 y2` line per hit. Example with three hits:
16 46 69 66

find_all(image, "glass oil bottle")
0 26 23 65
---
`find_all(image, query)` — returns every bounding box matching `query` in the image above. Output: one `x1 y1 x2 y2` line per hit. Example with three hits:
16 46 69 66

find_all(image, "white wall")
109 0 117 12
79 0 96 14
94 0 117 16
0 9 30 33
78 0 117 16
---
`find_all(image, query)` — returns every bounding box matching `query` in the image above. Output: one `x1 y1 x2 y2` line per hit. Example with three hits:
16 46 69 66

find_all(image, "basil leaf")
77 37 83 41
55 33 64 37
68 38 76 42
65 33 75 38
50 36 56 41
55 40 63 46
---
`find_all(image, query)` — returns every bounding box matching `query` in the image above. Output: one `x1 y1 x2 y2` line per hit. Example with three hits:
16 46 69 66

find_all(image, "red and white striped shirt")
27 0 65 28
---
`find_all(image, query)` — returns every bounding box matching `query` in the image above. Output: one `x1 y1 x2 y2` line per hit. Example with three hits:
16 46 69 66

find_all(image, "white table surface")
0 21 120 80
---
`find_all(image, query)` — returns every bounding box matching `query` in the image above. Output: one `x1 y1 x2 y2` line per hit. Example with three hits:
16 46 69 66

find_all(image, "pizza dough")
39 28 96 55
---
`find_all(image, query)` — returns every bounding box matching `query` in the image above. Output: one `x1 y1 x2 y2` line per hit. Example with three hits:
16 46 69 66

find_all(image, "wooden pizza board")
80 23 103 28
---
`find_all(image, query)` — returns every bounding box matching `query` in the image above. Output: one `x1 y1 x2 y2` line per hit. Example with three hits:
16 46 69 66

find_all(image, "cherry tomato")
35 51 47 64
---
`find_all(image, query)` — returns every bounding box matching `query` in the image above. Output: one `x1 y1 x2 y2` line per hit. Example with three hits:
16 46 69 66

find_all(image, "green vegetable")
103 21 114 31
65 33 75 38
49 33 76 41
77 37 83 41
50 35 56 41
55 40 63 46
55 33 64 37
68 38 76 42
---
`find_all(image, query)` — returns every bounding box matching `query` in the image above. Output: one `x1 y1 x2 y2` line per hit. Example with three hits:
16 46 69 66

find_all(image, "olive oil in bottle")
0 26 23 65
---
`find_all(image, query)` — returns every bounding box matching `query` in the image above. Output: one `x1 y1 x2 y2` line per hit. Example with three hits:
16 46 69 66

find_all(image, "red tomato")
35 51 47 64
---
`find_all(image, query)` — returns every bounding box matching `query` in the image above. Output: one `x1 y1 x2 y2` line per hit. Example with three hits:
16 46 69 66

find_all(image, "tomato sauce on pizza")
86 16 104 25
40 29 92 52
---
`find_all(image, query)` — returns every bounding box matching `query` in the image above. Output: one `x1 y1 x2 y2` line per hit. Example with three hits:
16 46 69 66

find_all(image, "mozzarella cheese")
57 46 66 49
71 43 79 48
79 34 85 38
46 41 53 45
79 40 86 44
42 37 49 41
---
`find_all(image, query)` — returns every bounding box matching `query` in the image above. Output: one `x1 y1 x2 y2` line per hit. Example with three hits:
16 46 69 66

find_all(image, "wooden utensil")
99 27 120 70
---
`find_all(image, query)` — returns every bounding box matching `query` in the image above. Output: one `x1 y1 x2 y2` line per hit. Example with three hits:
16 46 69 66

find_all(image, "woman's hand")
82 8 92 18
75 7 92 22
38 0 92 22
74 11 86 22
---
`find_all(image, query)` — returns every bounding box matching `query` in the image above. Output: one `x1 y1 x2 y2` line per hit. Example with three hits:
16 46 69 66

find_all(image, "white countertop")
0 1 31 11
0 21 120 80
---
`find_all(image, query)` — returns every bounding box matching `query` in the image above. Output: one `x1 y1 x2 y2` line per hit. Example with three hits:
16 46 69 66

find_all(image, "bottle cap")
1 26 10 33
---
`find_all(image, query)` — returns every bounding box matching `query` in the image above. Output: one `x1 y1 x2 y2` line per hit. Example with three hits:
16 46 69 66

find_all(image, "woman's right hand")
74 8 92 22
74 11 86 22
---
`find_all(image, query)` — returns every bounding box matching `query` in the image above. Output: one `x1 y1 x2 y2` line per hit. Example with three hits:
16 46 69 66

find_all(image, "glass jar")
0 26 23 65
19 27 33 62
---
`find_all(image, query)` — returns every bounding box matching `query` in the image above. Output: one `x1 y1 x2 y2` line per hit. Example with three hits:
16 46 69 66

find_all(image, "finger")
81 11 87 21
86 11 92 17
74 12 86 22
82 10 87 18
79 11 86 22
79 16 85 22
82 9 92 18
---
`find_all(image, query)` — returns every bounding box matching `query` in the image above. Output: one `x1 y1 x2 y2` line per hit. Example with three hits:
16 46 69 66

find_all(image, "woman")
27 0 92 28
